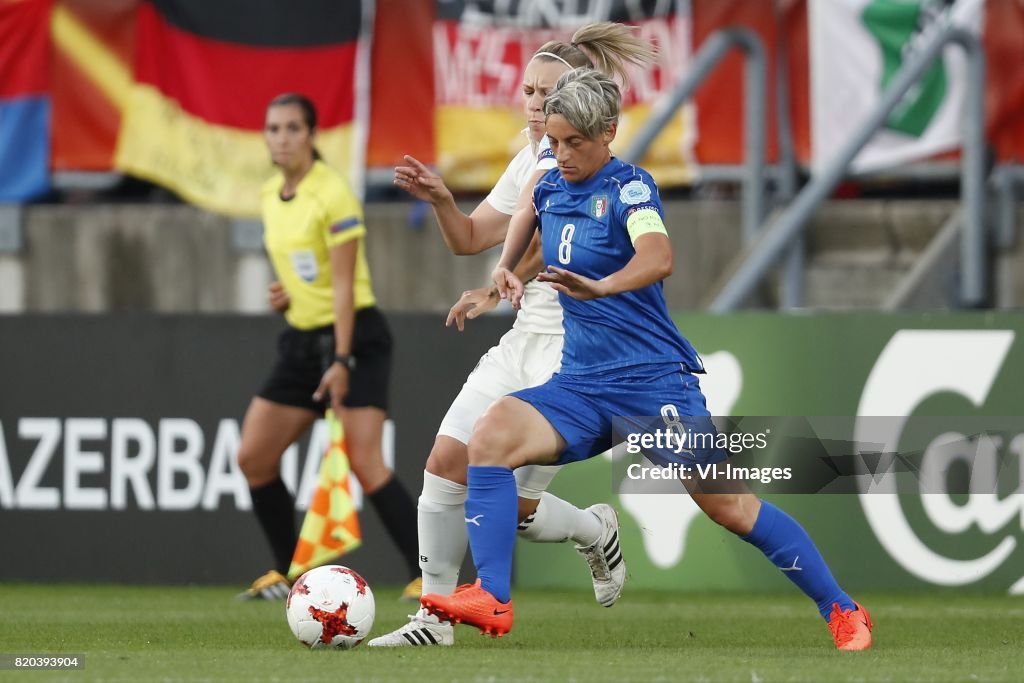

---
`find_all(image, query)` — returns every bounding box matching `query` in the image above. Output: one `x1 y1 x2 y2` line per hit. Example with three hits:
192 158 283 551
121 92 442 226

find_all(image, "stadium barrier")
2 313 1023 593
518 312 1024 594
0 314 503 585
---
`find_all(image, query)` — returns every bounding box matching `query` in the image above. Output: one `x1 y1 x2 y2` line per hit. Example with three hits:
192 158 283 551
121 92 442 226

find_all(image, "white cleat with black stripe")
576 504 626 607
366 608 454 647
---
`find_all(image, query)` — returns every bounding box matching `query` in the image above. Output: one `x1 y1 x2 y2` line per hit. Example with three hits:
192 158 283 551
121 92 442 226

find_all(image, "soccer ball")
285 565 375 649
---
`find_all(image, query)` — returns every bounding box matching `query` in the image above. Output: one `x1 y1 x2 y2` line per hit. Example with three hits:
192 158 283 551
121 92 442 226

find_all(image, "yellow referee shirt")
262 161 376 330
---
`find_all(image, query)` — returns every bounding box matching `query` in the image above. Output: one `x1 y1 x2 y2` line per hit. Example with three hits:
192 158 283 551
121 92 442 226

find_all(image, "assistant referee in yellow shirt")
237 93 420 600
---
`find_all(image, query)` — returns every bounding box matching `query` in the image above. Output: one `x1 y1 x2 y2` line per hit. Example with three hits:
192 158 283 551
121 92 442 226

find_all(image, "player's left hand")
394 156 452 205
492 266 526 309
313 363 349 415
446 286 500 331
536 265 608 300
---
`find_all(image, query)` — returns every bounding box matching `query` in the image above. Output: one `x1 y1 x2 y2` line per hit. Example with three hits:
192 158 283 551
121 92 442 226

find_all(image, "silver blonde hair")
543 68 621 140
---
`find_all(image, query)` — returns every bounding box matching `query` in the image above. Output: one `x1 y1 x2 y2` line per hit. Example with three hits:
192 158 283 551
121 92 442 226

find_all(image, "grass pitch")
0 584 1020 682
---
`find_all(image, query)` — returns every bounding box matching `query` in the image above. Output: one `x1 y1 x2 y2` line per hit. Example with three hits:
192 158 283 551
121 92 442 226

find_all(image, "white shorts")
437 327 563 500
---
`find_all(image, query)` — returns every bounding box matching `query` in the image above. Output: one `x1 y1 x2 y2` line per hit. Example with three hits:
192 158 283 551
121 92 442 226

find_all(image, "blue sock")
465 465 517 603
741 501 855 620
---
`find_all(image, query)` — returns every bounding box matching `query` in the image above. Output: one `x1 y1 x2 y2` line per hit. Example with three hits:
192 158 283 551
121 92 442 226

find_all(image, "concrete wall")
1 199 1020 313
16 205 237 312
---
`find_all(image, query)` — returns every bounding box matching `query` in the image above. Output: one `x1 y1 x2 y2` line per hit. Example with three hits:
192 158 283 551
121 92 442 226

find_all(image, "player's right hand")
268 281 290 313
492 266 525 310
446 286 500 331
394 155 453 205
313 362 349 416
537 265 607 300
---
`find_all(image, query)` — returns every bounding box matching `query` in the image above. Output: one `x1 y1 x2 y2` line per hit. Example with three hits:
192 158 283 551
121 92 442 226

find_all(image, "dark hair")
266 92 322 161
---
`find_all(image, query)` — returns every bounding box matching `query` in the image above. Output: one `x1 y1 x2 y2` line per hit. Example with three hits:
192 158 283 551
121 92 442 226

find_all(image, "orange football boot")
420 579 513 638
828 601 873 651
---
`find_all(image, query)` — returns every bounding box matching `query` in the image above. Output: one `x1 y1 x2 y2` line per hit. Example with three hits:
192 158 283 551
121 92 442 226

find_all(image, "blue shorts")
511 363 726 466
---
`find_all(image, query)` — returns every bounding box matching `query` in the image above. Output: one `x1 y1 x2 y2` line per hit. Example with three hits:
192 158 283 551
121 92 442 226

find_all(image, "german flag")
116 0 371 216
0 0 51 201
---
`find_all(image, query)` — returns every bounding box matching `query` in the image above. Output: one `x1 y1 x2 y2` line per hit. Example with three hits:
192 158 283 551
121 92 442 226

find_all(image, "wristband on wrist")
334 353 356 370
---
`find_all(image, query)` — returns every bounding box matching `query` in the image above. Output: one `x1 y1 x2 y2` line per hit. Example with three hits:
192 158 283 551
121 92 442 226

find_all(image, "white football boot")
575 504 626 607
366 607 455 647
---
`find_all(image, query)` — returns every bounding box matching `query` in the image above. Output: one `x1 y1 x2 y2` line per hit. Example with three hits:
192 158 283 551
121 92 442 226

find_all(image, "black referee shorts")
257 306 392 412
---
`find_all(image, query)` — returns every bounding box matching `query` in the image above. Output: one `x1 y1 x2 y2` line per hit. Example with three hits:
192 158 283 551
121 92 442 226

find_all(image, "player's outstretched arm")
394 155 510 255
446 286 498 331
492 205 539 307
445 231 545 331
516 231 545 284
538 232 672 300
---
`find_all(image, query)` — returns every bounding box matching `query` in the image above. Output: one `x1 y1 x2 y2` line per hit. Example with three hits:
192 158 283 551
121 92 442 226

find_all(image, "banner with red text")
433 0 696 191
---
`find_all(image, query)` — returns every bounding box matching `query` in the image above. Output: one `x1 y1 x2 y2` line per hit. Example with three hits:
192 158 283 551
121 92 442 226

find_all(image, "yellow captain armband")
625 208 667 244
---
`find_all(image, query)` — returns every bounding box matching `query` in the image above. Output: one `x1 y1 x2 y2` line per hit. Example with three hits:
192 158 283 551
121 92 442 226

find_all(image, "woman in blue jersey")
421 69 873 651
371 24 659 648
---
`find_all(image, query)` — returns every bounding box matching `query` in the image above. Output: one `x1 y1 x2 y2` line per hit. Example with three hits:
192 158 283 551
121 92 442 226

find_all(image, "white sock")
517 492 602 546
418 471 468 597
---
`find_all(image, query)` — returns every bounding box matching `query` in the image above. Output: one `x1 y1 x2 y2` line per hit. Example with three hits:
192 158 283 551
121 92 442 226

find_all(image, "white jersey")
484 131 563 336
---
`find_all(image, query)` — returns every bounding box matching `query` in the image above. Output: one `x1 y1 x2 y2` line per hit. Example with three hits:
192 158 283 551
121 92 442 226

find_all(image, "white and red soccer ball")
285 565 375 649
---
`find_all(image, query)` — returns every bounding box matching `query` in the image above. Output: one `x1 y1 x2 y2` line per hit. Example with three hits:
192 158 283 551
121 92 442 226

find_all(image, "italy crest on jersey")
590 195 609 219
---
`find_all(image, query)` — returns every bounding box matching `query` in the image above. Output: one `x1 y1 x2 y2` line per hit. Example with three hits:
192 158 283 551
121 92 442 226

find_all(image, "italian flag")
810 0 983 174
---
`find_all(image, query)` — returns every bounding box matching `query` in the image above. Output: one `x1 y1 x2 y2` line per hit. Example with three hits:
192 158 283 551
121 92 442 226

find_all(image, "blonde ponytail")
569 22 658 88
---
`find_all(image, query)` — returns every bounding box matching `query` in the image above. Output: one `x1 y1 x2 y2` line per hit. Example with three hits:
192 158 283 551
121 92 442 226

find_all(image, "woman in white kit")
368 22 657 648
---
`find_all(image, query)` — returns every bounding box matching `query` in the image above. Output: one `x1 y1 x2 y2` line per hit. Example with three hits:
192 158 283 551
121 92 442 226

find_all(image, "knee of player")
467 412 520 467
703 496 756 535
424 437 469 483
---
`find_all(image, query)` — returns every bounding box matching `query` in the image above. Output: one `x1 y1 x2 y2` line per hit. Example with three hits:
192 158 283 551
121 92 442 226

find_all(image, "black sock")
250 478 297 575
368 475 420 579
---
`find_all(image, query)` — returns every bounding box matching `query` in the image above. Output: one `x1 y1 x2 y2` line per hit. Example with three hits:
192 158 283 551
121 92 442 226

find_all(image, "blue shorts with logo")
511 363 727 466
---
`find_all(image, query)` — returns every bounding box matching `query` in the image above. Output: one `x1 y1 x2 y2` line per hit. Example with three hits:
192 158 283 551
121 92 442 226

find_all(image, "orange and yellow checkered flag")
287 409 361 581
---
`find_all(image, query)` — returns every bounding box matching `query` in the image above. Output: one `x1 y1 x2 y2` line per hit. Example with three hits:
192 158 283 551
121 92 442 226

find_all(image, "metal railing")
772 2 803 309
993 164 1023 250
710 23 987 311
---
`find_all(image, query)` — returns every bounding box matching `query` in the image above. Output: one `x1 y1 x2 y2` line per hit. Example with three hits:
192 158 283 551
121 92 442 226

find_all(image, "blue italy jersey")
533 158 703 375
